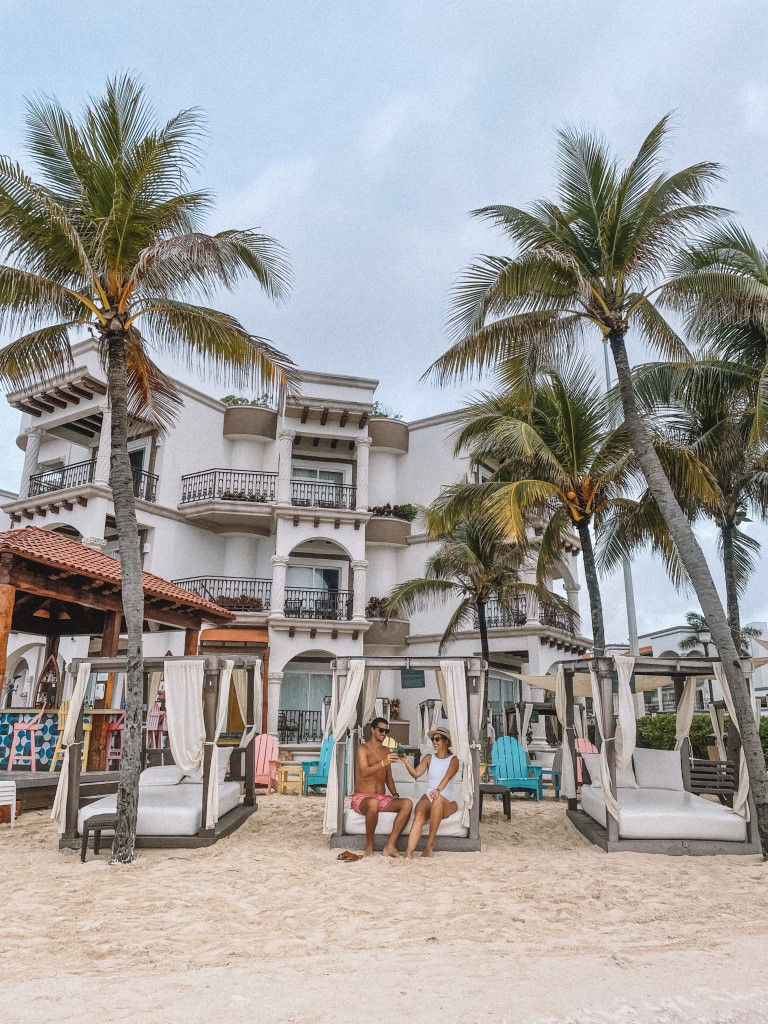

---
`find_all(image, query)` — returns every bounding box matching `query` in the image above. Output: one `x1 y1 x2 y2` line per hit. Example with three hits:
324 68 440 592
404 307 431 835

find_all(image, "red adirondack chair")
253 734 279 792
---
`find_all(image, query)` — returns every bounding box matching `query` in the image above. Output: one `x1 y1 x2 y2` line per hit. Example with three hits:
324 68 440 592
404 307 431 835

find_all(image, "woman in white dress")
399 726 460 858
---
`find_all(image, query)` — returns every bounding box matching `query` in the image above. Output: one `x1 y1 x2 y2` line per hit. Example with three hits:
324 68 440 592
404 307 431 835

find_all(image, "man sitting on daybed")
353 718 413 857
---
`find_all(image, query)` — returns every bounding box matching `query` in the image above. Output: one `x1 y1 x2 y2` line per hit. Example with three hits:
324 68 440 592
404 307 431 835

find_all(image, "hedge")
636 713 768 761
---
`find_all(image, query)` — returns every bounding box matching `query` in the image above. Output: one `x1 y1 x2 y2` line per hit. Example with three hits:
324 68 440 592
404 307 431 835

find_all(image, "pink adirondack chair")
106 713 125 770
146 704 164 749
7 707 47 772
574 737 598 792
253 734 279 792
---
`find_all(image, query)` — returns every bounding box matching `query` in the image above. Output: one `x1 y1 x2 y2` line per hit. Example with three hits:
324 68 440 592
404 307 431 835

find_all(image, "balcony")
27 460 158 503
172 576 271 612
283 588 354 620
277 709 323 744
180 469 277 504
482 594 577 636
291 481 356 510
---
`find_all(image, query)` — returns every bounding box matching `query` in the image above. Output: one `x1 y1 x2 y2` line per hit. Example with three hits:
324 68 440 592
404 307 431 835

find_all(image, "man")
353 717 412 857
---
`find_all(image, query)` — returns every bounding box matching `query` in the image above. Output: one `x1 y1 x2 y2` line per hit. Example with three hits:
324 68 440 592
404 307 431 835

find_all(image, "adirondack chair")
574 737 598 793
540 747 563 799
253 734 280 792
489 736 543 800
303 736 334 794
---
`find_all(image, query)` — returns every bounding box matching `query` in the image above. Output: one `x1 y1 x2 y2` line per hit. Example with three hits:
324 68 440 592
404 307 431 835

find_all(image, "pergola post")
334 657 349 838
467 658 483 847
595 656 619 843
0 580 16 699
62 665 83 845
184 627 199 656
199 657 219 839
244 664 256 808
564 667 578 812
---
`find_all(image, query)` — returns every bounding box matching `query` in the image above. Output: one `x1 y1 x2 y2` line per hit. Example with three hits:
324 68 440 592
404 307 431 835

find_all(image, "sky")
1 0 768 644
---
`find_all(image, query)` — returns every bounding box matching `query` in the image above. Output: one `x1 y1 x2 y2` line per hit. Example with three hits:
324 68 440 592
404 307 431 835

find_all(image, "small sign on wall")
400 669 425 689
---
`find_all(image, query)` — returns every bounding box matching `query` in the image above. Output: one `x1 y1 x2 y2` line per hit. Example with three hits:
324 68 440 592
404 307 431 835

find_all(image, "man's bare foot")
422 847 434 858
405 852 414 860
382 844 402 858
364 847 374 857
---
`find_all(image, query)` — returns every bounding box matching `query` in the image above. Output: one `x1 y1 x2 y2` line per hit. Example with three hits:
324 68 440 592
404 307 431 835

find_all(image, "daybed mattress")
343 805 468 838
77 781 242 837
580 784 747 842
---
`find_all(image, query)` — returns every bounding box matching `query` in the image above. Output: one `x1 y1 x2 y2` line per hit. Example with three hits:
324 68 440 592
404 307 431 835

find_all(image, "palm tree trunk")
106 331 145 865
476 597 491 760
575 519 606 656
720 522 742 651
610 329 768 853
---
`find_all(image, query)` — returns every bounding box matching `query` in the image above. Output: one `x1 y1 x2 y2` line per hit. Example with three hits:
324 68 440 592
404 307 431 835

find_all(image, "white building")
1 338 589 745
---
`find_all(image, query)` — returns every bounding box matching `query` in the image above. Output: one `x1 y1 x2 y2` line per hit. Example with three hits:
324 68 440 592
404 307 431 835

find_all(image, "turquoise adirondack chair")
540 747 563 799
304 736 335 794
490 736 543 800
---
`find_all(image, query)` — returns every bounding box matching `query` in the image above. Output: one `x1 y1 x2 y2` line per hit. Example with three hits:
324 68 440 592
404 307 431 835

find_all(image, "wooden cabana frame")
60 654 260 851
327 656 485 854
560 656 762 856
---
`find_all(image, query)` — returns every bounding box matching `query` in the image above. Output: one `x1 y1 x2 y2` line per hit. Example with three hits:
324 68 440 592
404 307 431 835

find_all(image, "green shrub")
637 712 768 761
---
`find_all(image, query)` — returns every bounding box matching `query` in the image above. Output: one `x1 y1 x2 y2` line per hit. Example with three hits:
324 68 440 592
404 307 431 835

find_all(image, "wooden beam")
41 391 68 409
300 406 309 424
27 396 55 414
339 410 348 428
330 438 338 449
83 376 107 395
66 383 94 400
184 627 199 655
320 407 329 425
358 412 368 429
0 583 16 686
15 402 42 417
54 387 80 405
100 610 122 657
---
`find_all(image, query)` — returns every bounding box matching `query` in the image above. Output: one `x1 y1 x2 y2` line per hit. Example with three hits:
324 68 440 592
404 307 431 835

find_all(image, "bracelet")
381 759 386 767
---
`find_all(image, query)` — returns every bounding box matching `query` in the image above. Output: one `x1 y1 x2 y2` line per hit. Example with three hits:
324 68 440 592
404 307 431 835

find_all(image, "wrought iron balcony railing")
180 469 278 504
132 468 158 503
283 588 354 620
481 594 576 635
172 576 272 612
28 459 96 495
291 481 356 510
278 709 323 744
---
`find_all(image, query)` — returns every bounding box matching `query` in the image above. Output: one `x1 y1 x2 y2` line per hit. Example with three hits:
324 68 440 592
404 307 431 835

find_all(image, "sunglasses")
433 735 447 741
375 727 390 735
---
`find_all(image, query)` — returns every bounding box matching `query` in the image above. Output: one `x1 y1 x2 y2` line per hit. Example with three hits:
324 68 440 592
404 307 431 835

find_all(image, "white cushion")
579 786 747 842
580 751 638 788
633 748 684 791
181 746 231 785
78 781 242 837
139 765 183 787
344 805 468 838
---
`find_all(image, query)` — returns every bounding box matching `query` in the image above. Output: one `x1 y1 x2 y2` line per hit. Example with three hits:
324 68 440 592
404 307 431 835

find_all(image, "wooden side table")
276 761 306 796
80 812 118 861
479 784 512 822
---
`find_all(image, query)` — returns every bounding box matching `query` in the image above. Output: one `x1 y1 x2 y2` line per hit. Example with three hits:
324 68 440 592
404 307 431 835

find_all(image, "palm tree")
442 360 632 656
383 506 563 754
427 116 768 850
0 76 295 863
679 611 760 659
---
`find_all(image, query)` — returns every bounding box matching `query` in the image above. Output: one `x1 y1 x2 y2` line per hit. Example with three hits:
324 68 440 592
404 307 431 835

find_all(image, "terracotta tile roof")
0 526 234 623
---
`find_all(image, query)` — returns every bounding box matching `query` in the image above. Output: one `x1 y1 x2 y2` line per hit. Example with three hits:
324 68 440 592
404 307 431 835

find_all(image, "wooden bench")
688 758 736 806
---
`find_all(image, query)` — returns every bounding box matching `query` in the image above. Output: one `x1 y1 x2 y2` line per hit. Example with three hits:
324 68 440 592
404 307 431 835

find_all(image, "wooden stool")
50 705 92 773
80 812 118 862
276 762 306 796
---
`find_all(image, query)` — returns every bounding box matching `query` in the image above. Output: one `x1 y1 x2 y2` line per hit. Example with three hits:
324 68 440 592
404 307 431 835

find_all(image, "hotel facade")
1 338 589 750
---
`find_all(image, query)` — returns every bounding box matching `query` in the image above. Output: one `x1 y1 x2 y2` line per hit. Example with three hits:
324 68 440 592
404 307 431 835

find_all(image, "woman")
400 726 459 858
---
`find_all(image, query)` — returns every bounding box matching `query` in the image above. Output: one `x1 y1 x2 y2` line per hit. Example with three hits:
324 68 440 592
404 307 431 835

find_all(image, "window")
286 564 341 591
292 466 344 485
279 670 333 712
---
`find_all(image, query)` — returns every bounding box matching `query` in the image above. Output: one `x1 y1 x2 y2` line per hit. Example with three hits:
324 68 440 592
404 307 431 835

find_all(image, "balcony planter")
366 516 411 545
364 617 410 646
368 417 409 453
223 405 277 441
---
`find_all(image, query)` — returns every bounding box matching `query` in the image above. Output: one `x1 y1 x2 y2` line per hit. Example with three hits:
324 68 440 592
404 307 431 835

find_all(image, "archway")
278 648 334 744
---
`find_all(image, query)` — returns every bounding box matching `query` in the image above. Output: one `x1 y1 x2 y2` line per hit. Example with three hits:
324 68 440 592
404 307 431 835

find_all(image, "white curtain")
709 703 726 760
713 663 752 819
51 662 91 834
323 659 367 834
674 676 697 751
164 660 206 776
437 661 474 828
589 666 620 822
234 662 262 749
615 656 636 770
362 670 380 726
146 671 162 715
520 702 534 753
574 703 586 740
554 665 577 800
205 660 233 829
429 700 443 731
374 696 388 722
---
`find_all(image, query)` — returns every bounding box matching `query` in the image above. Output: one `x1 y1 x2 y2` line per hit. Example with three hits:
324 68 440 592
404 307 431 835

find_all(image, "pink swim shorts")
351 793 393 813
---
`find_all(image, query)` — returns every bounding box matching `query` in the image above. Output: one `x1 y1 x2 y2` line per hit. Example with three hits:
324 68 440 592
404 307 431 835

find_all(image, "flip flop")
337 850 363 862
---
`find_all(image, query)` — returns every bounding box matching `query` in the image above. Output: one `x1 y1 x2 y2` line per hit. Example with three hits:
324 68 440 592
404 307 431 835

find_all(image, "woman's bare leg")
422 796 458 858
405 796 430 859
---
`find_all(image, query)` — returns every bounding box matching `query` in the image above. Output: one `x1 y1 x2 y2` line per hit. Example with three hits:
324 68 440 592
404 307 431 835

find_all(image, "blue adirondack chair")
540 747 562 800
304 736 335 794
490 736 543 800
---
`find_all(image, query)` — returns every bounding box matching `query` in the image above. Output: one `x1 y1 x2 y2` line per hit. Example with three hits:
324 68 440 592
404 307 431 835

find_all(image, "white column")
94 406 112 486
351 559 368 620
276 429 295 504
19 429 43 497
271 553 289 615
267 672 283 736
354 436 372 511
564 583 581 613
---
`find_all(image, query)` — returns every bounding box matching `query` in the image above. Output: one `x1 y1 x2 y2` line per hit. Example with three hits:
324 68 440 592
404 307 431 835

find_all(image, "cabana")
324 656 485 853
56 654 261 850
529 657 761 856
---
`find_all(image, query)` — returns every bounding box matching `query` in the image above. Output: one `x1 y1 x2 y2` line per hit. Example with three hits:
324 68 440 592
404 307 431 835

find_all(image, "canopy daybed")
531 657 762 856
324 657 485 853
56 654 261 851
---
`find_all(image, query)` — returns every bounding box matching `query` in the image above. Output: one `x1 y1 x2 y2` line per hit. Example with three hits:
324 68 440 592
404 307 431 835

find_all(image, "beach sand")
2 795 767 1023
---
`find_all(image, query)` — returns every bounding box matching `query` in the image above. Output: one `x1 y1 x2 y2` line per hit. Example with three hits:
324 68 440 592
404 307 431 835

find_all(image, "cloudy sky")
1 0 767 643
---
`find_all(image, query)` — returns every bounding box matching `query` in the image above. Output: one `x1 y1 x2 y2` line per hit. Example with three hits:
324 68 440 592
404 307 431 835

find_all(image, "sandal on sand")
337 851 363 862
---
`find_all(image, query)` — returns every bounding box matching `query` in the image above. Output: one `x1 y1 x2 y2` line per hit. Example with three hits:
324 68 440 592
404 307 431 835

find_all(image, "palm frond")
0 322 77 390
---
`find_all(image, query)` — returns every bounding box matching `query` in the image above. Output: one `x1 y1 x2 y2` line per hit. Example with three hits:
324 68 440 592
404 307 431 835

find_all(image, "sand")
2 795 767 1024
